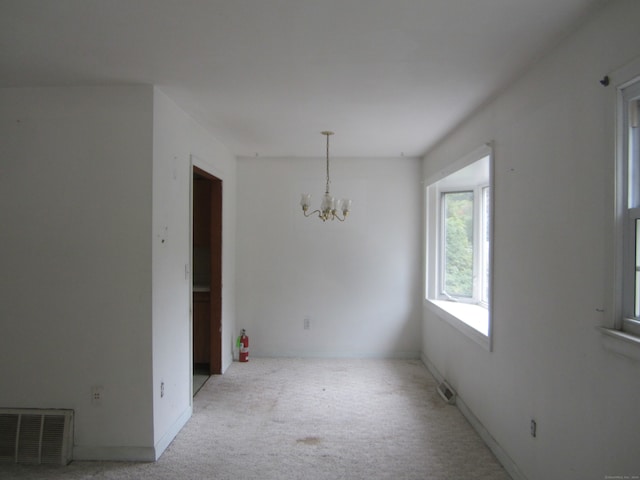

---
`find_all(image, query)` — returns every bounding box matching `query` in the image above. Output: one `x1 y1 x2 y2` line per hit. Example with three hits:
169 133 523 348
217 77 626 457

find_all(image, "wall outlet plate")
91 386 103 405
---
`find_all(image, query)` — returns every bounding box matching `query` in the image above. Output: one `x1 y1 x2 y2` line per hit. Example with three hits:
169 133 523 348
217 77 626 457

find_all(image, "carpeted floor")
0 358 511 479
193 370 210 397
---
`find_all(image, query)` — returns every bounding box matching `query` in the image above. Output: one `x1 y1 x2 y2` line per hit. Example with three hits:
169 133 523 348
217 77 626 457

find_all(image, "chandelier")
300 131 352 222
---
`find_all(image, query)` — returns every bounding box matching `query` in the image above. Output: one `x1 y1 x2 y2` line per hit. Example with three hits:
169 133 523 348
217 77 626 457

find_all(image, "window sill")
426 299 491 351
599 327 640 362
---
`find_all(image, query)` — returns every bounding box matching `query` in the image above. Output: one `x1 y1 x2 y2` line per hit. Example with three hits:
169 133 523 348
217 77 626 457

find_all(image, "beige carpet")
0 358 511 479
193 372 210 396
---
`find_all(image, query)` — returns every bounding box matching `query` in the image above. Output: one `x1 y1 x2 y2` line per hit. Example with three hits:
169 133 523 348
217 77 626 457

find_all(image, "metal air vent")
0 409 73 465
437 381 457 405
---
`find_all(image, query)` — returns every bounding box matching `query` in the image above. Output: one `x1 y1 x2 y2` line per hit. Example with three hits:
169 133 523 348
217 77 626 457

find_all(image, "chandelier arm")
302 208 322 218
332 211 346 222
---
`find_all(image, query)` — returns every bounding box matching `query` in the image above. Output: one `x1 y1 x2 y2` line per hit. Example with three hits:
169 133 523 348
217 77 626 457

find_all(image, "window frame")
424 143 494 351
619 79 640 337
596 59 640 360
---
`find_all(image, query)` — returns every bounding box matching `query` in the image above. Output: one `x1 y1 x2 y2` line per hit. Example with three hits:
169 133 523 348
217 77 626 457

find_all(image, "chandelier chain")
325 132 331 195
300 130 350 222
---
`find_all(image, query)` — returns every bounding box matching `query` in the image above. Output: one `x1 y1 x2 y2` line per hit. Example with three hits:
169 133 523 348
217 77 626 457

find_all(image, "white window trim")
621 86 640 332
424 143 494 351
599 327 640 362
601 57 640 360
427 300 490 350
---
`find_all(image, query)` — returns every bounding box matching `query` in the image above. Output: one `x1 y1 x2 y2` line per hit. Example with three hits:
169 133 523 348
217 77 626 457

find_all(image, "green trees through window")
443 192 474 297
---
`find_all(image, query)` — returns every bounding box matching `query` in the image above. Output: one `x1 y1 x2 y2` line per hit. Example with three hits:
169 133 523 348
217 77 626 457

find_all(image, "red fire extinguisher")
237 329 249 362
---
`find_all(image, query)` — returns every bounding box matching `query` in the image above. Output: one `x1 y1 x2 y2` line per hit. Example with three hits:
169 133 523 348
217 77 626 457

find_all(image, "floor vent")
437 381 456 405
0 409 73 465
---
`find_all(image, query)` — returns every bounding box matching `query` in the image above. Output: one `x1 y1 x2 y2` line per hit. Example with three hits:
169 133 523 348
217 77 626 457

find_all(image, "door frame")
190 157 223 380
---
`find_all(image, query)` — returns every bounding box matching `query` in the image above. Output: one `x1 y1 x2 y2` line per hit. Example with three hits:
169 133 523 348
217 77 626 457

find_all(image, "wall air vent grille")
437 381 457 405
0 409 73 465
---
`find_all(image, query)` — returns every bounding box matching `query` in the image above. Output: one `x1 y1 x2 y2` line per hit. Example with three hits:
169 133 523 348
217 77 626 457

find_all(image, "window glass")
443 191 474 298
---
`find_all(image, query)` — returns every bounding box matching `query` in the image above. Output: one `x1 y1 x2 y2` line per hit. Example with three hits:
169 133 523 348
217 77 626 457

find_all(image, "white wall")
421 1 640 478
0 86 155 460
0 85 238 462
237 156 422 358
151 88 237 456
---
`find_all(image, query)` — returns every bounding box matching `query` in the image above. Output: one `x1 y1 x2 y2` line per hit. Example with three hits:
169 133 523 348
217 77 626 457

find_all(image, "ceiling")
0 0 603 158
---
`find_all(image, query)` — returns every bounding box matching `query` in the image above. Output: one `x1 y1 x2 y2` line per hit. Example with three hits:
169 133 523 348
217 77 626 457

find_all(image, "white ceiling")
0 0 603 158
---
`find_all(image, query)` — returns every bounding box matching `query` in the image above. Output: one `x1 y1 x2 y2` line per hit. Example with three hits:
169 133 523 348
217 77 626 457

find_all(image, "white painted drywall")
422 1 640 478
0 85 237 462
0 86 155 459
151 88 237 456
236 156 422 358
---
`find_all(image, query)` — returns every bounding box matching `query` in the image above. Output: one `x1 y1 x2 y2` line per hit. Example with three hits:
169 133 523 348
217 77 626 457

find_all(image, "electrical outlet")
530 419 537 438
304 317 311 330
91 386 103 406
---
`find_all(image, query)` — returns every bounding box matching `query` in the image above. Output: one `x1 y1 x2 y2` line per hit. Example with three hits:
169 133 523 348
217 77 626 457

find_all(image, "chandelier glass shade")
300 131 351 222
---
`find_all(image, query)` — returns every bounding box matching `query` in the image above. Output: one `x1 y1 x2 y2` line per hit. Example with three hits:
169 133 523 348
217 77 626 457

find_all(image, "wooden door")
193 167 222 375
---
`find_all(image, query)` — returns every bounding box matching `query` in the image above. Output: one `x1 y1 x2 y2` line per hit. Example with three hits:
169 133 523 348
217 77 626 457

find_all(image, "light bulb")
321 194 335 211
300 193 312 208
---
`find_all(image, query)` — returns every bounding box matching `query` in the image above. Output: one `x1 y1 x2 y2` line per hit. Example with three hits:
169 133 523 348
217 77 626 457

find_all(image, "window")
620 78 640 336
441 186 491 304
425 144 493 349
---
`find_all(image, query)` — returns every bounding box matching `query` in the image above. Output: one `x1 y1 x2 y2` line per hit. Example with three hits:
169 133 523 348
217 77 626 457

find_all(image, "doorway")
192 167 222 389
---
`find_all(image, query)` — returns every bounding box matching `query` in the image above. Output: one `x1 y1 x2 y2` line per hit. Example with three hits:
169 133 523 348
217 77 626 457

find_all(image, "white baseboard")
154 405 192 460
73 446 156 462
73 405 192 462
421 353 444 383
250 350 422 359
421 353 527 480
